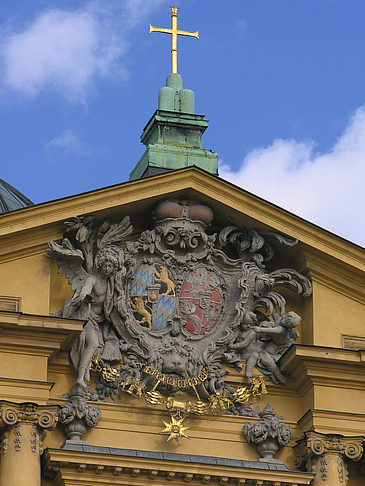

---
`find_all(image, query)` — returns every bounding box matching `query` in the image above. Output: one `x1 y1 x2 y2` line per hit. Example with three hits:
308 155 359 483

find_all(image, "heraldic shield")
47 198 312 436
179 266 224 336
130 263 176 331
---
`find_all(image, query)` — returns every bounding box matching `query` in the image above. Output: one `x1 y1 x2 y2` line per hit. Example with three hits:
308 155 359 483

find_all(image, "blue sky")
1 0 365 246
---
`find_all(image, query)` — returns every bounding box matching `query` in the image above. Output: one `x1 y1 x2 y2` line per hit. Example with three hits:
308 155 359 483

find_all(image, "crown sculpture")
48 199 311 442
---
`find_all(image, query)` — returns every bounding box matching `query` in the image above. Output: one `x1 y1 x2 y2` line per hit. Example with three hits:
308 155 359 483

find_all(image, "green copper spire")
130 7 217 180
129 73 218 180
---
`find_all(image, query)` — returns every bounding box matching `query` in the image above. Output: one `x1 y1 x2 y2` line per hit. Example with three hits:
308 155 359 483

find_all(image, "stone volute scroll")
47 199 312 441
294 431 364 486
0 402 58 486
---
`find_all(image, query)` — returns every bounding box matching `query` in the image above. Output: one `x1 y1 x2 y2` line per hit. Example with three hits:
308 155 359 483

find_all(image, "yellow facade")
0 167 365 485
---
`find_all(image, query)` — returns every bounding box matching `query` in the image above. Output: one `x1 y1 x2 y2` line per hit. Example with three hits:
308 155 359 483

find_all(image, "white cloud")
0 0 164 100
46 129 90 157
220 106 365 247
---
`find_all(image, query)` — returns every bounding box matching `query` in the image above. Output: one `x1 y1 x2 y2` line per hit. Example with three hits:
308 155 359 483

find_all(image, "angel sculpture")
230 310 302 385
47 215 133 388
253 311 302 360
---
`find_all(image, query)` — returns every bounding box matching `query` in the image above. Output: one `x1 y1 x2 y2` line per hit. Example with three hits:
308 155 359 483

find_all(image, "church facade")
1 8 365 486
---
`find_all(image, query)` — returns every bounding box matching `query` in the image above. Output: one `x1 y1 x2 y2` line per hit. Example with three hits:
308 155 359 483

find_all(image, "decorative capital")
294 431 364 470
0 402 58 431
0 402 58 455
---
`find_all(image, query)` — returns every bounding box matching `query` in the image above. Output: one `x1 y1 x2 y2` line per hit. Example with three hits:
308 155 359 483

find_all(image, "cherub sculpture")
253 311 301 360
230 310 301 384
47 215 133 388
230 310 263 380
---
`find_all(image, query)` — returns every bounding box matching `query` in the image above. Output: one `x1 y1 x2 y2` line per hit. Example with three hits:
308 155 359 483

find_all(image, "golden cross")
149 6 199 74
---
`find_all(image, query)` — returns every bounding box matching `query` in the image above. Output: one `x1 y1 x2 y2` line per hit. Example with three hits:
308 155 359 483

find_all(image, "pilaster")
0 401 58 486
294 431 364 485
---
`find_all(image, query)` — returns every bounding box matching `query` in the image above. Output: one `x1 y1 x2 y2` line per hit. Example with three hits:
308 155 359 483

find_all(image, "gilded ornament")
145 390 164 405
208 392 233 414
190 400 208 415
162 414 189 441
149 6 199 74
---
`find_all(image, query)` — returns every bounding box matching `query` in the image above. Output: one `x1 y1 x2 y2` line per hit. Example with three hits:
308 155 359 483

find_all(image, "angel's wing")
47 238 89 291
97 216 133 250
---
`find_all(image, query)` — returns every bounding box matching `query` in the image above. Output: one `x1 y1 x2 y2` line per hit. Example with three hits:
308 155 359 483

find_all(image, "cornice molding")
0 311 84 357
0 168 363 272
303 248 365 304
280 344 365 396
43 448 314 485
297 409 365 436
0 377 55 405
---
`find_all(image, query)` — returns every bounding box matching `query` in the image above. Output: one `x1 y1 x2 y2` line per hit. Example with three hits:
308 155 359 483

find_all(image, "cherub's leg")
259 354 286 384
76 321 99 389
245 353 259 378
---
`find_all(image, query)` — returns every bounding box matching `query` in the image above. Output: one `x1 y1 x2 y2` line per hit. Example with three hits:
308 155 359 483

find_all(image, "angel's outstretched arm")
253 325 282 335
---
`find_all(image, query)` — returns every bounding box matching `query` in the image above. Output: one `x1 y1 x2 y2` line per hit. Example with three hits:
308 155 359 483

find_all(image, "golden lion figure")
131 296 152 330
154 265 175 296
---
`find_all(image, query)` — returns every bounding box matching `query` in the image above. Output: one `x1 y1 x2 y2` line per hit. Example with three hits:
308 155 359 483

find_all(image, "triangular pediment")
0 166 363 271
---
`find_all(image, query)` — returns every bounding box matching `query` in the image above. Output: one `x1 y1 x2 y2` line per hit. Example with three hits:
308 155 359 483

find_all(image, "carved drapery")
294 431 364 485
0 401 58 486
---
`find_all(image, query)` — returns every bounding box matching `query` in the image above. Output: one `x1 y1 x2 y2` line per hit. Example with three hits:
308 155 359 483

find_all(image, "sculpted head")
95 246 124 276
241 310 257 329
281 311 301 329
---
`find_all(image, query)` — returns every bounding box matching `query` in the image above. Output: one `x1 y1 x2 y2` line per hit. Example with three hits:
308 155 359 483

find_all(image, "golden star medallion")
162 414 189 441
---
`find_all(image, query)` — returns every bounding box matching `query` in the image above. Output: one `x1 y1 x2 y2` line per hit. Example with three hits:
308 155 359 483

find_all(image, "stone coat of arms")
48 199 311 438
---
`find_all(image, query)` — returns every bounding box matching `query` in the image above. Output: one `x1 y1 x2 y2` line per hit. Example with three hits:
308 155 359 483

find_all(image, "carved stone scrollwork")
243 403 292 462
0 402 58 453
1 406 18 427
47 201 312 396
47 200 312 438
294 431 364 485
